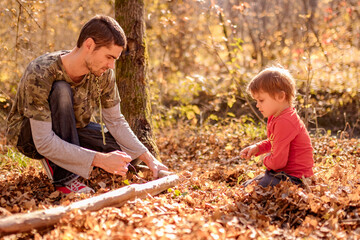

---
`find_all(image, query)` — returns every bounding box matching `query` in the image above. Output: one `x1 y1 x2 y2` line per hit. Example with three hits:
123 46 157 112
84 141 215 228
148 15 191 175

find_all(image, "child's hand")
240 144 259 159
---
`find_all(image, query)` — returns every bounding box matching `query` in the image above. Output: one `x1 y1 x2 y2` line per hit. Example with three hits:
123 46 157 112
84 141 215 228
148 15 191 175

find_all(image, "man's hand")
240 144 259 160
92 150 132 177
138 151 169 178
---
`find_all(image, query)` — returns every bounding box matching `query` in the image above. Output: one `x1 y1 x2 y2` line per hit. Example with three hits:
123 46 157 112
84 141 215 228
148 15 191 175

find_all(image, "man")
6 15 168 194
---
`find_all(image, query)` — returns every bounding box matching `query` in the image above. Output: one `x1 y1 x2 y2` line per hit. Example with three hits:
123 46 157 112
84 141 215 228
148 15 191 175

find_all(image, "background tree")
115 0 159 158
0 0 359 136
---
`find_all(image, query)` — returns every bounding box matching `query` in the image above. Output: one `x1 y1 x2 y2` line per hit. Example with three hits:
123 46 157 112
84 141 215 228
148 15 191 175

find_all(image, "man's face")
85 44 123 77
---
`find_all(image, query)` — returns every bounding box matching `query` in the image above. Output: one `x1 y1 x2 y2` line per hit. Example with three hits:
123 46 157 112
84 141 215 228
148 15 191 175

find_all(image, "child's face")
252 91 287 118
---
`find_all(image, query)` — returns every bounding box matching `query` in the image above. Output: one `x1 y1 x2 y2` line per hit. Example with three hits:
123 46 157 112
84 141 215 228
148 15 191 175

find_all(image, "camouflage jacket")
6 50 120 145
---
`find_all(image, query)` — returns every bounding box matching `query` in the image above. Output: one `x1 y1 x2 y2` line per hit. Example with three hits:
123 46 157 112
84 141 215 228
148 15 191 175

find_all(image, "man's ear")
83 38 96 52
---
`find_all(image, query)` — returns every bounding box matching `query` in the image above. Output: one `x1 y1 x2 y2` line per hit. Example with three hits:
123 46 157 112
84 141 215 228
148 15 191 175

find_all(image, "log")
0 172 180 236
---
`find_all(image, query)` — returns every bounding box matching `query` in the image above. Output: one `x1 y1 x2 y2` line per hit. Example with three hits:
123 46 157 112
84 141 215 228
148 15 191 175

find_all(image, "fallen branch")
0 171 180 236
340 218 360 225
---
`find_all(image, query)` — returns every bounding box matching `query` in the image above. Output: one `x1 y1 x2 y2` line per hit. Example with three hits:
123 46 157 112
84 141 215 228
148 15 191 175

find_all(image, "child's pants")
242 170 302 187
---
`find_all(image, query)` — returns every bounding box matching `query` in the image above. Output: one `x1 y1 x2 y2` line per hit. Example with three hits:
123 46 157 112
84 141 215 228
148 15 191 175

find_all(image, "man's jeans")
16 80 128 187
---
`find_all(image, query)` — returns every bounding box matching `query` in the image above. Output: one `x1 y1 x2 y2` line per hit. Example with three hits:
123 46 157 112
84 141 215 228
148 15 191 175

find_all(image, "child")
240 66 314 187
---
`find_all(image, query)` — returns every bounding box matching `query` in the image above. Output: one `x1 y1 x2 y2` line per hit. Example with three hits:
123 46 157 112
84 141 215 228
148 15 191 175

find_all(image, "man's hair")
247 66 296 104
77 15 127 50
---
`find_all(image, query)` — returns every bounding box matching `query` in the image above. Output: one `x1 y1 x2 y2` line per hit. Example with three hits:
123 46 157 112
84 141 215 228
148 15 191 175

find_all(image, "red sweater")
256 107 314 178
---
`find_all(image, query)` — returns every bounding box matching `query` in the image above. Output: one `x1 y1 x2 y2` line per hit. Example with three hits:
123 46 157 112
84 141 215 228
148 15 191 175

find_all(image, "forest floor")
0 120 359 239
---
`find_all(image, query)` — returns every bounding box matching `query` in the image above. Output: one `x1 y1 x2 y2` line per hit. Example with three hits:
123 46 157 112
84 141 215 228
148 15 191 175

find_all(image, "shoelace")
68 180 86 191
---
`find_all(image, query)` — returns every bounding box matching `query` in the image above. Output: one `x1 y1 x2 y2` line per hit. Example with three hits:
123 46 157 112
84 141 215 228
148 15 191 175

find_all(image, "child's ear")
277 91 286 102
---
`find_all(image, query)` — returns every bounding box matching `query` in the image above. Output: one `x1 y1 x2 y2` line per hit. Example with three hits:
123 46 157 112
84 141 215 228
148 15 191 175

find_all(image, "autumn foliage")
0 120 359 239
0 0 360 239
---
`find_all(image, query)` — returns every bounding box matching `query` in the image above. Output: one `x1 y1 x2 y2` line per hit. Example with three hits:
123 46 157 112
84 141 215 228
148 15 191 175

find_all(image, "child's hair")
247 66 296 104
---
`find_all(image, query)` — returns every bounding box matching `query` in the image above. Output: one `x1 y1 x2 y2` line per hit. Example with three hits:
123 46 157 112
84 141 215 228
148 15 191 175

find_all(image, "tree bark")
0 172 179 236
115 0 159 158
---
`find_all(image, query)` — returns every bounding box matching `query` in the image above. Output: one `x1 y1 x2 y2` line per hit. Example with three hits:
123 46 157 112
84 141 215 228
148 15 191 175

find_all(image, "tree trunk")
115 0 159 158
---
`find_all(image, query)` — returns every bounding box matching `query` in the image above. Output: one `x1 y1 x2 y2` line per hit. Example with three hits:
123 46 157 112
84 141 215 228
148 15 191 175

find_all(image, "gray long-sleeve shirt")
31 103 147 179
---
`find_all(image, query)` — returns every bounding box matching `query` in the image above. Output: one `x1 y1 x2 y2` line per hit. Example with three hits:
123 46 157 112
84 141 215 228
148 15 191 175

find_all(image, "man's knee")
77 123 122 153
49 81 73 109
51 81 72 100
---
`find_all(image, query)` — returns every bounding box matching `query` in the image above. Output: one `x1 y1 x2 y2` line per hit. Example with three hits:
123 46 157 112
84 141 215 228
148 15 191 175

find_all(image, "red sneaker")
56 180 94 194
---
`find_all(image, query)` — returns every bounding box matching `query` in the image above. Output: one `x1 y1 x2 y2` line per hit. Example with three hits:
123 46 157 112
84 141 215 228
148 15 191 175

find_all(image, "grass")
0 146 41 173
